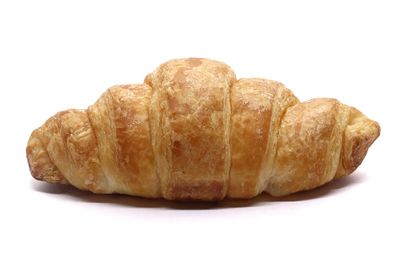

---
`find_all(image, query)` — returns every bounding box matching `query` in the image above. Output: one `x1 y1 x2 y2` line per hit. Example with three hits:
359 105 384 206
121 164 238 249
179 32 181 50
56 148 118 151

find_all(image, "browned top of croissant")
26 58 380 200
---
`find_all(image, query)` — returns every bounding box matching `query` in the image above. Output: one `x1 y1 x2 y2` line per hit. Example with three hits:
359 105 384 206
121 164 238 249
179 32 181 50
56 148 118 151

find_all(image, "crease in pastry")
325 103 350 182
259 82 299 194
226 75 234 198
88 90 119 193
86 109 109 190
223 68 233 197
145 83 162 197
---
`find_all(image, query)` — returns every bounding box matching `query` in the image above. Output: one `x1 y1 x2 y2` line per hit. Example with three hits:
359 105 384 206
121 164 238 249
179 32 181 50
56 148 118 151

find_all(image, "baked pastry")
26 58 380 200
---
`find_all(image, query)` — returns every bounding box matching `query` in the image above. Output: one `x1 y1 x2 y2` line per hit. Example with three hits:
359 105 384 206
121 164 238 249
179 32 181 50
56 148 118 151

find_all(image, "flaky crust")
26 58 380 200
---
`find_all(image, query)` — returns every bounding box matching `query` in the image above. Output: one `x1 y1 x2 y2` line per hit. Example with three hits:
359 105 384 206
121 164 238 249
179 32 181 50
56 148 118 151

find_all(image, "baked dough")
26 58 380 200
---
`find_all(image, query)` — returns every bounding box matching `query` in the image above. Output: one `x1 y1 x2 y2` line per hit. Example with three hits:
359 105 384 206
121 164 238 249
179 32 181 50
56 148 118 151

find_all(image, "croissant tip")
26 129 67 185
336 109 380 177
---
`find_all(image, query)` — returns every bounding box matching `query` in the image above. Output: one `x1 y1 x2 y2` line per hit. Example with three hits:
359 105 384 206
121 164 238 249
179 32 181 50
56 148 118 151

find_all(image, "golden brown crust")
27 127 67 184
55 110 108 192
87 84 160 197
229 78 299 198
266 99 350 196
109 84 160 197
335 107 380 178
26 58 380 200
145 58 236 200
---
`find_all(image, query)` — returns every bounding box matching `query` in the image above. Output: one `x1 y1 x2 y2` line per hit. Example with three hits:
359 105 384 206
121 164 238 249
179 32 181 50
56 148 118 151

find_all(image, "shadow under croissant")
31 172 365 210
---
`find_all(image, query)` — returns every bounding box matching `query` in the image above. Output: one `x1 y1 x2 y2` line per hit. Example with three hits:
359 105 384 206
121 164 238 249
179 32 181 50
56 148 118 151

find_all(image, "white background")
1 0 399 266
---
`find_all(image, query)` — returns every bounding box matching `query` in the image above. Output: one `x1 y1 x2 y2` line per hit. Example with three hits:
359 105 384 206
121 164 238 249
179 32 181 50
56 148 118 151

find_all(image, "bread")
26 58 380 200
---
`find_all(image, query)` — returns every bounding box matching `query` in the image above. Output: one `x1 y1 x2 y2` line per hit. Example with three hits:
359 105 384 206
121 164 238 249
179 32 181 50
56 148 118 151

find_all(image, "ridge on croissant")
26 58 380 201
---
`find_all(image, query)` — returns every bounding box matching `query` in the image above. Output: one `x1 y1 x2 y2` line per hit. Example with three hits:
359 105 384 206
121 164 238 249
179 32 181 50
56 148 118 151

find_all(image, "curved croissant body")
27 58 380 200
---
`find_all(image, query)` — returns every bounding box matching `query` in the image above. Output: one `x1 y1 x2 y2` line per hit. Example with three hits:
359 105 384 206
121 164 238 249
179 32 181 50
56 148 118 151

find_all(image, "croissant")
26 58 380 200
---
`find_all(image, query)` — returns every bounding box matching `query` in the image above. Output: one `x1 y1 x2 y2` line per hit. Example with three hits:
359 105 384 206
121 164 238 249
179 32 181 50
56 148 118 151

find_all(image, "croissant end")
26 129 67 184
335 108 381 178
